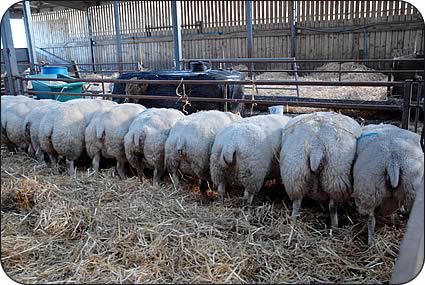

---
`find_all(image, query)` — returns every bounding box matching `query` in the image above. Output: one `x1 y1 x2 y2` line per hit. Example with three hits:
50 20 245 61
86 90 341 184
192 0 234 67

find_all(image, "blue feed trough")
30 74 83 102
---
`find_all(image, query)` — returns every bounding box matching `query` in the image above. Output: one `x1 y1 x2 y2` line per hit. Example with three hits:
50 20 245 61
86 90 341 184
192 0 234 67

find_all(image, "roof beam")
43 1 89 11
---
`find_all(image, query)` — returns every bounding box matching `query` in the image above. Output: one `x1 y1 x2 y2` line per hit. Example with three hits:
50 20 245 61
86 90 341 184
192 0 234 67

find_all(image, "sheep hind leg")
287 199 302 245
199 179 210 196
137 167 147 183
116 160 127 180
367 212 376 247
28 144 35 157
329 199 338 237
217 182 226 203
50 154 59 174
153 168 164 187
242 190 255 208
35 148 45 164
66 159 76 176
169 171 180 190
92 152 101 172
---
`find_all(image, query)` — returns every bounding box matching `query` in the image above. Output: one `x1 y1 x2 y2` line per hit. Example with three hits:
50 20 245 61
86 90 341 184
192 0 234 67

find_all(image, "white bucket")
268 105 284 115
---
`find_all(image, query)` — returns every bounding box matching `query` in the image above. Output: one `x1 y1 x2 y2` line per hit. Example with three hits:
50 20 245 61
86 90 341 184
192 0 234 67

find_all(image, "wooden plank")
319 1 324 23
344 1 351 22
354 0 360 23
370 0 376 22
315 0 320 26
380 29 387 61
304 0 310 24
334 1 339 23
403 29 411 56
400 0 407 22
136 1 142 35
219 0 224 27
261 0 265 25
297 0 302 23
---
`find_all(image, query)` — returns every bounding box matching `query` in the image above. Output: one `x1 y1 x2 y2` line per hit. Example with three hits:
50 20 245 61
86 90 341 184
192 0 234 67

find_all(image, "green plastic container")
30 74 83 102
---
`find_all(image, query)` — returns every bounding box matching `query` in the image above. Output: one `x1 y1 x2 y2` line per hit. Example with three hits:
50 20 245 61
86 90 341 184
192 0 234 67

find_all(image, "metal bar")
20 76 403 87
401 80 413 129
113 0 123 72
246 0 253 79
1 10 21 95
182 58 424 63
338 62 342 81
12 66 421 75
23 0 37 74
25 90 402 111
234 69 422 74
86 8 96 73
31 66 420 75
414 81 422 132
171 0 183 70
223 84 228 111
29 59 423 66
290 0 297 58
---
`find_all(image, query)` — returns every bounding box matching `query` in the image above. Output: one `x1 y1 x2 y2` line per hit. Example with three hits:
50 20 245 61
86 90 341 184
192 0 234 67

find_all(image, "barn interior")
1 1 424 283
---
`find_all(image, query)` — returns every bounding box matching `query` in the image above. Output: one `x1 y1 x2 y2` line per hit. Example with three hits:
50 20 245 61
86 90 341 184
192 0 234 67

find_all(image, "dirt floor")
1 146 407 283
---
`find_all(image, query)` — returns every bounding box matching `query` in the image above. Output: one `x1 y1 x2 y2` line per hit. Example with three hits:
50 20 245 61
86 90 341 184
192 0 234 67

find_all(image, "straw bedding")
247 63 389 101
1 146 407 283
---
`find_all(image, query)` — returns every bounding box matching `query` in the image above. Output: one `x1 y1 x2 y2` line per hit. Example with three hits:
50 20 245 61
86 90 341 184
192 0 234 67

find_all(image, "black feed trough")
112 62 245 114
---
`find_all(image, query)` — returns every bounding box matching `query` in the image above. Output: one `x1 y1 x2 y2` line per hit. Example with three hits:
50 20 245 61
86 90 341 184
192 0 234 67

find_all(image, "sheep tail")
134 130 145 149
309 145 324 173
176 137 186 157
24 121 31 138
95 125 105 140
42 116 54 141
221 144 237 167
386 161 400 189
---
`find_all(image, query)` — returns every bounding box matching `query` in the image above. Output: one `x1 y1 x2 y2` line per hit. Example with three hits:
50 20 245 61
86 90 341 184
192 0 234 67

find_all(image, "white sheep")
2 99 56 152
353 124 424 246
164 110 241 197
39 99 117 175
279 111 362 244
85 103 146 179
1 96 33 148
124 108 185 185
22 101 61 162
210 114 291 206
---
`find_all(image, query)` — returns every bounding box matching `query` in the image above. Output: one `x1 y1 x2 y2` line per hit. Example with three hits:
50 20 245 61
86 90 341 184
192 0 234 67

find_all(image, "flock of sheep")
1 95 424 246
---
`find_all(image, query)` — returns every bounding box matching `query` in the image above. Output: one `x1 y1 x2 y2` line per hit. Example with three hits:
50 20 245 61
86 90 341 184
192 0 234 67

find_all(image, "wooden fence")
31 1 424 71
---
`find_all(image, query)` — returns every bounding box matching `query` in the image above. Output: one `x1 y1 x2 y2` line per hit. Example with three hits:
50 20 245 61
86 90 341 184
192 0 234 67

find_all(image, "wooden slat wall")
32 1 424 71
